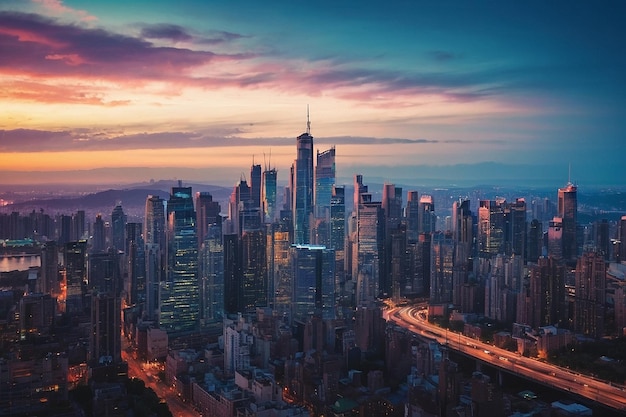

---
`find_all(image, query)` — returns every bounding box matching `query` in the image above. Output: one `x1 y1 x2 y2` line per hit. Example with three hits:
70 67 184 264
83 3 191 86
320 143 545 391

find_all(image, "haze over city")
1 0 625 186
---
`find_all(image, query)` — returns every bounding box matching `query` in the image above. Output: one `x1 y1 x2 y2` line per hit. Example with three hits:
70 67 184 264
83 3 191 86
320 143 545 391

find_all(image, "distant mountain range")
3 180 232 213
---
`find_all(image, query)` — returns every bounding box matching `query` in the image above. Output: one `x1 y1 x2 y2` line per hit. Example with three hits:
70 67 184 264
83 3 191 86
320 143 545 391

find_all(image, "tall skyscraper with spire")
293 109 314 244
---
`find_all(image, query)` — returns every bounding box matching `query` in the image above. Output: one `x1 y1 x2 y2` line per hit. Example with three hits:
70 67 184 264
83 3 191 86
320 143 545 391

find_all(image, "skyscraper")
92 214 106 252
315 147 336 219
418 195 436 234
430 231 455 305
528 219 543 263
382 184 403 297
241 226 267 312
529 256 566 328
262 166 278 223
125 222 146 306
144 195 165 248
90 292 121 365
88 249 121 295
199 224 224 330
507 198 527 259
65 240 87 314
452 200 473 307
405 191 420 243
355 192 385 305
250 162 262 210
574 251 606 338
268 219 292 317
478 199 506 257
293 113 314 244
144 195 165 321
195 191 221 247
161 185 199 334
558 182 578 260
620 216 626 263
291 244 335 322
111 204 126 253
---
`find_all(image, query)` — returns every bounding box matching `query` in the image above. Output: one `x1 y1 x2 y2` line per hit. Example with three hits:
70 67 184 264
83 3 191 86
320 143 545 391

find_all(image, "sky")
1 0 625 187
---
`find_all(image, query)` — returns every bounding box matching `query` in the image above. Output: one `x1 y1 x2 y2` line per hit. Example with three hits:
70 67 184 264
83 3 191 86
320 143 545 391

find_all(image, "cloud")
140 24 193 42
32 0 97 22
0 129 445 152
0 11 551 110
0 12 248 82
428 50 460 62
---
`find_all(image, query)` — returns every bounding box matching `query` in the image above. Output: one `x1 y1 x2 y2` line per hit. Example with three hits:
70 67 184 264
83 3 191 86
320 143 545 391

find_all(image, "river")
0 255 41 272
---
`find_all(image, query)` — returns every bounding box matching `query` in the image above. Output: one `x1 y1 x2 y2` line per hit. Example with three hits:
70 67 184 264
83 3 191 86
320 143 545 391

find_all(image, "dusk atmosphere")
1 0 625 185
3 2 626 417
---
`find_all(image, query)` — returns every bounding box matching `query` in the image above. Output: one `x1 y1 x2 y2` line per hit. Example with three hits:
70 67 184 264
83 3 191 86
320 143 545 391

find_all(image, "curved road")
388 306 626 413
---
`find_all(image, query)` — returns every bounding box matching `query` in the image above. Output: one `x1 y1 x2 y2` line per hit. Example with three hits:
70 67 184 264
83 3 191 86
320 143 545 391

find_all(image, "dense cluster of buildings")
1 119 626 416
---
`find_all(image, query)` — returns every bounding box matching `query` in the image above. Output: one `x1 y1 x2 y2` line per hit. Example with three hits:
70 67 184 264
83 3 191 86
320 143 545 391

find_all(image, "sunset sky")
1 1 625 186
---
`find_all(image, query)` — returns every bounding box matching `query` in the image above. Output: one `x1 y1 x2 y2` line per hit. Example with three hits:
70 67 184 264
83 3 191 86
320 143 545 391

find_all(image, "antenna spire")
306 105 311 135
568 162 571 185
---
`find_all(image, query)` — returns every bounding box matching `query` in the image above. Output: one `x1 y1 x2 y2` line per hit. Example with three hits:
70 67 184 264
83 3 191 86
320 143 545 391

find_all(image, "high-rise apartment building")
161 185 199 335
558 182 578 260
529 256 566 328
574 251 606 338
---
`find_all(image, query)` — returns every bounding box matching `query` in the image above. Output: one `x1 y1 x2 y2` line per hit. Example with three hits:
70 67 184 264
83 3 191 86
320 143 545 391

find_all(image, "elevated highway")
387 306 626 413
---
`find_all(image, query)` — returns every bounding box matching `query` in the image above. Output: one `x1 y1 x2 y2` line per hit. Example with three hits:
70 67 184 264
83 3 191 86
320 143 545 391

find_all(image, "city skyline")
1 1 625 187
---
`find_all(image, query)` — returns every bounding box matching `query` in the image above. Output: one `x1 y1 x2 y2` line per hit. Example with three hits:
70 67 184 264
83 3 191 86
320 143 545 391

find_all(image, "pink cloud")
32 0 97 22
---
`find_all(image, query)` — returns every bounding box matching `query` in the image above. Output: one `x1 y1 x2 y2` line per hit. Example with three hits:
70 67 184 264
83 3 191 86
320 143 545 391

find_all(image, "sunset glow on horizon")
1 1 624 186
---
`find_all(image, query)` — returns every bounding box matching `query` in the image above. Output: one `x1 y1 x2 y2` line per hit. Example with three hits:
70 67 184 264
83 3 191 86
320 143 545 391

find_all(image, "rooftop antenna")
568 163 571 185
306 105 311 135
